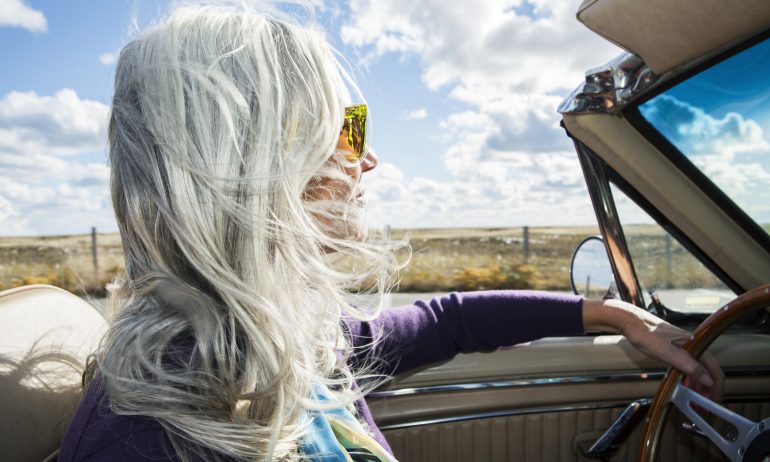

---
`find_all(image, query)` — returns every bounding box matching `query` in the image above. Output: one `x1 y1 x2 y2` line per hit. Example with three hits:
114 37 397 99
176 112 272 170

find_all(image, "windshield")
609 183 734 313
638 35 770 239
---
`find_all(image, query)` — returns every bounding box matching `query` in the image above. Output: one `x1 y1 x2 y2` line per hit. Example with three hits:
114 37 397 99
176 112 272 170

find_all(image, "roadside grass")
0 225 731 296
0 233 124 296
389 226 599 292
623 228 725 290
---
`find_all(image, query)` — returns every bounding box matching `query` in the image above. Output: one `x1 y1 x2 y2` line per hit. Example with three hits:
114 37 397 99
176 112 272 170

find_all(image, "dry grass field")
0 225 728 296
0 232 124 296
389 226 600 292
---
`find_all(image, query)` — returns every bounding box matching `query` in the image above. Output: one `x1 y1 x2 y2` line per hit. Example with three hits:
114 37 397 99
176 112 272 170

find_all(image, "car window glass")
638 36 770 240
610 183 734 314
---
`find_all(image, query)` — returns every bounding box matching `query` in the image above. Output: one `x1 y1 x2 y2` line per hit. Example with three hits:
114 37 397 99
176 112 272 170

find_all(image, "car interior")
2 0 770 461
0 286 105 462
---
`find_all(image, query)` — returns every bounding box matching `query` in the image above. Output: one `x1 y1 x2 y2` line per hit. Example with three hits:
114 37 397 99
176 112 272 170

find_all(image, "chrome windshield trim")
574 141 645 307
558 52 660 115
368 367 770 399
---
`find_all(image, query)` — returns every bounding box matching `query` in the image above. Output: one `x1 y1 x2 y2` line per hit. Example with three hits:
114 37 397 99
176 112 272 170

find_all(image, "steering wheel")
638 283 770 462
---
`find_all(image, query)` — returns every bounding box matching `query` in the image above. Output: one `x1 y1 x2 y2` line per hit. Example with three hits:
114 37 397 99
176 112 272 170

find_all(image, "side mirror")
570 236 616 299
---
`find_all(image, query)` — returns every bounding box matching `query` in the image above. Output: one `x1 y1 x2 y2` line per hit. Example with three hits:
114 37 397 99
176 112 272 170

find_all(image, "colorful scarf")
300 385 398 462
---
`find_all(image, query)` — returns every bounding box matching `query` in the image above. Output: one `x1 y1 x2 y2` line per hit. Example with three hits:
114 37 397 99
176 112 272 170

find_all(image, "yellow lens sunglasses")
340 104 367 162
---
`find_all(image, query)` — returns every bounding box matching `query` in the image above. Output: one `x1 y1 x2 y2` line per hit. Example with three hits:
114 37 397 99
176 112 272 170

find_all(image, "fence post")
665 233 672 275
523 226 530 262
91 227 98 281
384 224 391 240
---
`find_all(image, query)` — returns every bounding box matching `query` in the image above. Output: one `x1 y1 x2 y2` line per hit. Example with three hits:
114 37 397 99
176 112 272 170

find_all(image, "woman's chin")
337 217 367 242
351 222 368 242
343 201 368 241
317 217 368 247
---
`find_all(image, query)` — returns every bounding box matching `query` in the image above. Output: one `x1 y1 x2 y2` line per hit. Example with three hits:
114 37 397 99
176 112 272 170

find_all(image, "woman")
59 3 721 461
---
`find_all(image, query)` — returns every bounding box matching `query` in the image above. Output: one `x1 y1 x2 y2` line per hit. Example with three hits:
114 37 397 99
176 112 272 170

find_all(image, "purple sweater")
59 291 584 461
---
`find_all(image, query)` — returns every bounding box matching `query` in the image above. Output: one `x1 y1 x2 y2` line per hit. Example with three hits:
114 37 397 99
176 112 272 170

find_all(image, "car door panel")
369 334 770 461
382 402 770 462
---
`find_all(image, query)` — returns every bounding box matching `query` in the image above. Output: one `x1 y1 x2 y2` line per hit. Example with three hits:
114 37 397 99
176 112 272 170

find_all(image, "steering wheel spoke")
670 382 756 461
639 283 770 462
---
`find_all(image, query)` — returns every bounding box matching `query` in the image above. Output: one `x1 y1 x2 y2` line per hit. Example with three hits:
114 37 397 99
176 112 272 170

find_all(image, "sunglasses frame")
341 104 367 162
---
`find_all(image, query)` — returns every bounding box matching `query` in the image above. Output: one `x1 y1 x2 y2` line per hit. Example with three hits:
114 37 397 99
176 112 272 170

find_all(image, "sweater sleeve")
345 290 585 376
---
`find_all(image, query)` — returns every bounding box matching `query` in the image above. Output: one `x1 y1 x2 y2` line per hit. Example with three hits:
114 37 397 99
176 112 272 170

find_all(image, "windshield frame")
570 138 767 328
624 27 770 257
604 160 744 295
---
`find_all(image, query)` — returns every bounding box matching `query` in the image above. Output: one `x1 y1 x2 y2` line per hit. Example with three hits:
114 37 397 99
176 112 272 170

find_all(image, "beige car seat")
0 285 107 462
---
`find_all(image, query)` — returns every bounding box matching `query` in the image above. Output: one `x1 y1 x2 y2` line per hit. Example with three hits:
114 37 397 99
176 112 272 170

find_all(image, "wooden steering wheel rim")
638 283 770 461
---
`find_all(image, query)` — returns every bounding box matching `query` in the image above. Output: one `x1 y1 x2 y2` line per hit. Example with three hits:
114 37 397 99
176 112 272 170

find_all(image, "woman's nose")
361 148 379 173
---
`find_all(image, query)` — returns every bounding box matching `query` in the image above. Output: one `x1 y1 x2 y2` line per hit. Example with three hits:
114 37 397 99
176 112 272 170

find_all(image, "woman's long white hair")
94 3 398 460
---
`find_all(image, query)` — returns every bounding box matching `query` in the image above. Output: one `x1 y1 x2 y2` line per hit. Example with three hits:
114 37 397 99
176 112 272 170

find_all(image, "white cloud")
0 0 47 32
0 194 18 223
363 160 594 229
400 108 427 121
0 171 114 234
0 167 113 236
0 89 113 235
0 89 109 156
342 0 619 95
641 95 769 161
641 94 770 223
696 158 770 198
342 0 622 227
0 193 30 235
0 151 109 184
99 52 118 65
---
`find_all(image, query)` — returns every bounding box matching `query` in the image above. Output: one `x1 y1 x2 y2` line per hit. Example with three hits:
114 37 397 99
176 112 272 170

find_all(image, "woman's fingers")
643 331 715 386
622 314 723 401
651 328 724 402
586 299 725 403
699 352 725 402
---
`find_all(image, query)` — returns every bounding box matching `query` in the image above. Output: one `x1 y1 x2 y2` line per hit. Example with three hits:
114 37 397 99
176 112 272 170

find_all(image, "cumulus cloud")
0 193 30 235
696 158 770 201
1 173 112 235
0 194 18 223
341 0 621 227
641 95 769 161
0 0 46 32
0 89 113 235
363 161 594 229
400 108 427 121
0 89 109 156
342 0 619 95
0 151 109 183
640 94 770 223
99 52 118 65
0 158 112 236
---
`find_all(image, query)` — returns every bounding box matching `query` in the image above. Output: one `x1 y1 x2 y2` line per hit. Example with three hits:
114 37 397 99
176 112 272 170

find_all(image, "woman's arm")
346 290 584 376
346 292 723 400
583 298 724 400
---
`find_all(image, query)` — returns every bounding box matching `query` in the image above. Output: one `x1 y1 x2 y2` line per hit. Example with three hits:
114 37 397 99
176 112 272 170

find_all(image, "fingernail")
700 375 714 387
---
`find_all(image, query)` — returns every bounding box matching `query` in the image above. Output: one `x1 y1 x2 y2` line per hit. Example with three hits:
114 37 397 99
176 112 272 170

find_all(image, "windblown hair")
94 3 397 460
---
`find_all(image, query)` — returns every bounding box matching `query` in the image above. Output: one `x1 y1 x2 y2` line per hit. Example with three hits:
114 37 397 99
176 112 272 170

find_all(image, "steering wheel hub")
742 419 770 462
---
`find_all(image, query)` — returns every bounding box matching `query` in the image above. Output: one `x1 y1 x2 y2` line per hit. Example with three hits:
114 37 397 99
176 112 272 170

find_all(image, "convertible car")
2 0 770 461
369 1 770 461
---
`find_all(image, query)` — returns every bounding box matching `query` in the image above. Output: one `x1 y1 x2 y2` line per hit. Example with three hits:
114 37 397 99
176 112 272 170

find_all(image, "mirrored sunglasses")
340 104 367 162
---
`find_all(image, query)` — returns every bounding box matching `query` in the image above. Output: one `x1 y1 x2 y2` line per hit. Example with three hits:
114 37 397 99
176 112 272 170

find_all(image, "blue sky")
663 37 770 123
0 0 627 236
640 38 770 226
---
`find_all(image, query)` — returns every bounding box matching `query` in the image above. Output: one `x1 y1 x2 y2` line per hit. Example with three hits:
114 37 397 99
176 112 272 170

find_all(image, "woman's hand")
583 299 724 402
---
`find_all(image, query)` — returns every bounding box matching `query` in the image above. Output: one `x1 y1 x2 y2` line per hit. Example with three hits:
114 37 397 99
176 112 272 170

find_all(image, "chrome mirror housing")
570 235 616 299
